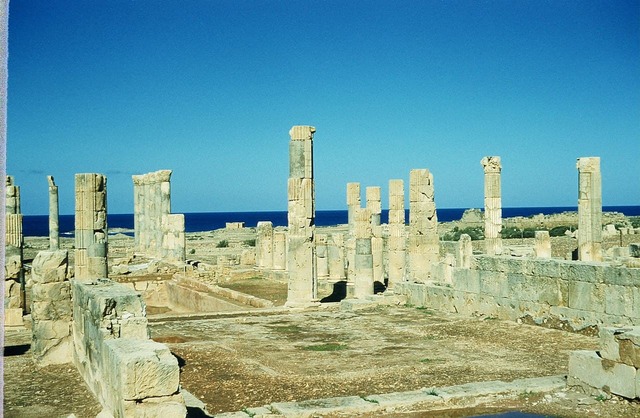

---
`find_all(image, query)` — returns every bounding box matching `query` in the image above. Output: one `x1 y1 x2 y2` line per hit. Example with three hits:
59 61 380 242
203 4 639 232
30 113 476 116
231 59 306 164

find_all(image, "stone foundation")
72 279 185 417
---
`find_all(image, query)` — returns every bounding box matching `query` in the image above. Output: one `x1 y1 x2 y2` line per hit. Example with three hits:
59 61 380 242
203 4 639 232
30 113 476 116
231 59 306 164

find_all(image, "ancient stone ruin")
132 169 186 262
74 173 108 280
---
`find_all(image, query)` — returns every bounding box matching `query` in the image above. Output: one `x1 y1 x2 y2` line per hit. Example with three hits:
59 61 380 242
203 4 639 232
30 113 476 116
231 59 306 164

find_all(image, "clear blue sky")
7 0 640 215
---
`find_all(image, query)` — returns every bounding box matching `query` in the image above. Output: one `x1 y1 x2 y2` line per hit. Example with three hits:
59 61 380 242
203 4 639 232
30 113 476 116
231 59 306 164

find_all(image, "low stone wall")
398 255 640 331
72 279 185 417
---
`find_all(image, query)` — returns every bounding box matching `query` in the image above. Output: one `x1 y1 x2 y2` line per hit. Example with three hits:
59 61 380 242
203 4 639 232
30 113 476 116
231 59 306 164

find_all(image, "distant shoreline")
20 205 640 237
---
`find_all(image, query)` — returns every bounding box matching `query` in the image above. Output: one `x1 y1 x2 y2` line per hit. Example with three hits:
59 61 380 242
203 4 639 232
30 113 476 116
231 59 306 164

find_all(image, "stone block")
568 350 637 399
452 269 480 293
479 271 508 298
105 338 180 400
31 281 71 302
31 300 72 321
4 308 23 326
604 284 634 317
4 253 22 280
568 281 605 313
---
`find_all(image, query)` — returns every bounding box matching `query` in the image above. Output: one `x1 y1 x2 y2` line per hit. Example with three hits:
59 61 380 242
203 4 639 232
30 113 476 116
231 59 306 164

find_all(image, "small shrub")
243 239 256 247
631 217 640 228
426 389 438 396
216 239 229 248
522 228 537 238
549 226 571 237
501 227 522 239
188 248 196 254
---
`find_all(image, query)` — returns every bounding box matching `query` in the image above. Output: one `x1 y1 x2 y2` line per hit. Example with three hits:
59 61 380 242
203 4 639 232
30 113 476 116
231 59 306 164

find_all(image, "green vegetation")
442 226 484 241
549 226 574 237
630 217 640 228
188 248 196 254
302 343 348 352
501 227 538 239
416 307 434 315
216 239 229 248
426 389 438 396
243 239 256 247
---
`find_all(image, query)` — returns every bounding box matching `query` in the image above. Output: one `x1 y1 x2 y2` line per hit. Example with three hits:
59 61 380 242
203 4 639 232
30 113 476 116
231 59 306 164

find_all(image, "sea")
20 206 640 237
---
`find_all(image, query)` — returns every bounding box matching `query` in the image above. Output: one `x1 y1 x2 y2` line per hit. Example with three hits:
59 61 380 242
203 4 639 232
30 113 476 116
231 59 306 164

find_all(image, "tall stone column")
48 176 60 250
481 156 503 256
5 176 24 326
407 169 439 282
534 230 551 259
353 208 373 298
75 173 108 280
287 125 316 304
316 234 329 281
387 179 406 288
577 157 603 262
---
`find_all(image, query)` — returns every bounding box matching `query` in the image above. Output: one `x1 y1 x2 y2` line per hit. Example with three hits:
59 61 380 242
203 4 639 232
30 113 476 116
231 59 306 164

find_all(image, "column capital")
289 125 316 141
481 156 501 173
577 156 600 172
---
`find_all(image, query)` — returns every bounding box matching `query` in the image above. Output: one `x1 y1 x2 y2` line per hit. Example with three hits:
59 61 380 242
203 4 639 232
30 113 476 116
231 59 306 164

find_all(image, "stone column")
30 250 72 366
48 176 60 250
328 233 346 281
5 175 24 326
366 186 381 227
132 175 144 252
481 156 503 256
75 173 108 280
372 225 384 287
577 157 603 262
256 221 274 269
407 169 439 282
287 125 316 304
272 231 287 271
353 208 373 298
534 230 551 259
387 179 406 288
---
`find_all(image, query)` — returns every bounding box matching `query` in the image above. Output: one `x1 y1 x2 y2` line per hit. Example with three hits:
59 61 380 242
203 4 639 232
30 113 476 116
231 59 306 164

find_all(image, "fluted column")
577 157 602 262
407 169 439 282
481 156 503 256
353 208 373 298
387 179 406 288
48 176 59 250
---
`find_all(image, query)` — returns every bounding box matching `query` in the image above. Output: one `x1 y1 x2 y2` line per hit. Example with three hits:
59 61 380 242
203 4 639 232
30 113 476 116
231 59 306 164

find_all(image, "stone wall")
398 255 640 331
72 279 185 417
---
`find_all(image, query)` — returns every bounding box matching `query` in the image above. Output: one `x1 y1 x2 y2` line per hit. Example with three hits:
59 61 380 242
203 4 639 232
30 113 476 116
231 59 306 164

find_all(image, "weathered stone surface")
568 350 636 399
31 250 68 284
105 339 180 400
75 173 108 280
407 169 438 282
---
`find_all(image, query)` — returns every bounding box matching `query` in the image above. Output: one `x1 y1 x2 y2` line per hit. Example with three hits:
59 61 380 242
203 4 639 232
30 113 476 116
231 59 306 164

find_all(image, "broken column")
5 175 24 326
534 230 551 259
327 233 346 281
481 156 503 256
75 173 108 280
48 176 60 250
457 233 473 268
30 250 72 366
347 182 361 227
133 170 185 262
387 179 406 288
316 234 329 281
287 125 316 304
256 221 274 269
577 157 603 262
272 231 287 270
354 208 374 298
407 169 439 282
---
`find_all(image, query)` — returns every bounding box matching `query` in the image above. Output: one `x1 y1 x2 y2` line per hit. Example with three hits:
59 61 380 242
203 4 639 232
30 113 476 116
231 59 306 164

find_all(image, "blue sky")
7 0 639 215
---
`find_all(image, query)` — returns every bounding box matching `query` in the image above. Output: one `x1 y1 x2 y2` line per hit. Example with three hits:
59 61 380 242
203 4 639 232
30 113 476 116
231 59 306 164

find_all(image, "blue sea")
21 206 640 237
